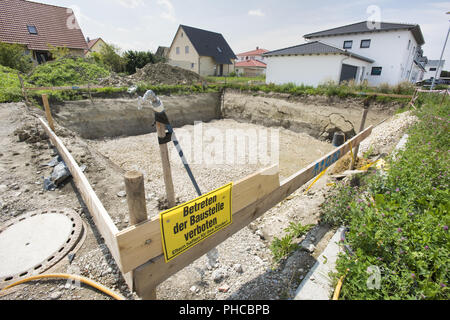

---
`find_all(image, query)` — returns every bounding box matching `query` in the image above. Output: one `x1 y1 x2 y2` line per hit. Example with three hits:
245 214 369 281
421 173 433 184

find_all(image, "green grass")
321 94 450 300
270 222 315 263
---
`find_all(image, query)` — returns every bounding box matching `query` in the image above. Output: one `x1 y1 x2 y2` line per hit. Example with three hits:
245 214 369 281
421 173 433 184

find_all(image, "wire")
1 274 126 300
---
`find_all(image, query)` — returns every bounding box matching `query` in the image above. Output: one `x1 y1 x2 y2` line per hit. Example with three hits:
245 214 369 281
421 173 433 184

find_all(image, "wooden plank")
132 126 373 296
26 85 104 91
38 118 121 265
41 94 55 132
116 164 280 274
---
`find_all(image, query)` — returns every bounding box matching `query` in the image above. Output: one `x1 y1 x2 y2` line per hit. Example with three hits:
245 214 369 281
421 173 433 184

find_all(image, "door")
219 64 224 76
340 64 358 83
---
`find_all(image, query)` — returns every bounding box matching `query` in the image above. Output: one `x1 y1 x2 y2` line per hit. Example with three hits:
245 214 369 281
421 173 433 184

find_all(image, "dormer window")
27 25 38 35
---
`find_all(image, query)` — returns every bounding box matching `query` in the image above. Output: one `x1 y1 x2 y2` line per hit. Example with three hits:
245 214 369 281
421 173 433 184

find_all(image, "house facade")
264 21 426 87
85 38 107 57
423 60 446 80
0 0 88 64
168 25 236 77
235 47 268 77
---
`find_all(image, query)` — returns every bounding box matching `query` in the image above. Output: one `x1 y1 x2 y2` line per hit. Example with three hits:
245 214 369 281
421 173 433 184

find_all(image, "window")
27 25 38 35
360 39 371 48
343 40 353 49
185 46 189 54
191 63 195 69
430 68 437 71
217 47 223 53
176 47 180 54
407 40 411 50
371 67 382 76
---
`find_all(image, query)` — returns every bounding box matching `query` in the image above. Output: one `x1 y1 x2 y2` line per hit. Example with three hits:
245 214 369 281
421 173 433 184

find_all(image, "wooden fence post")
156 122 176 208
124 171 148 225
41 94 55 132
17 74 29 105
350 103 370 170
123 170 156 299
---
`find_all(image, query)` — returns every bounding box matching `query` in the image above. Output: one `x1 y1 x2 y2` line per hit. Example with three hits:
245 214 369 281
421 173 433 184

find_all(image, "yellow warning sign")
160 183 233 262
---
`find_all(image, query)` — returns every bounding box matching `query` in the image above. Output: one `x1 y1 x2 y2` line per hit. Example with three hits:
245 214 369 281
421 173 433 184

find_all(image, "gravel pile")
358 111 418 157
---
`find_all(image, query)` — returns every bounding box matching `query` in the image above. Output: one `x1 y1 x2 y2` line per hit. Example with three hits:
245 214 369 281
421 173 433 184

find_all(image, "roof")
87 38 101 50
263 41 375 63
0 0 88 51
156 46 169 58
237 48 269 57
426 60 446 68
304 21 425 46
179 25 237 64
235 59 267 68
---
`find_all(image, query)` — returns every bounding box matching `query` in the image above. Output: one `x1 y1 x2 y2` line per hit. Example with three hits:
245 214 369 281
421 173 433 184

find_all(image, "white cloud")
158 0 176 22
116 0 144 9
248 9 265 17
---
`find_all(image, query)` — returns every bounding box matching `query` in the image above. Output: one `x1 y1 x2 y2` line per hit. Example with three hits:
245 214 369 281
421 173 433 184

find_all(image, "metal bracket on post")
132 88 203 199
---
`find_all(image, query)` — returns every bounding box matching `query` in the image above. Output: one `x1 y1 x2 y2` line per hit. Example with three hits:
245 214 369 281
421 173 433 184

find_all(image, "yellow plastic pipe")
1 274 126 300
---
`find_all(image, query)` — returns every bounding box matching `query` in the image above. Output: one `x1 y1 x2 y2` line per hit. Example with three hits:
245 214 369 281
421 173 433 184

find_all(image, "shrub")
0 65 23 102
26 57 110 86
327 95 450 300
0 42 33 73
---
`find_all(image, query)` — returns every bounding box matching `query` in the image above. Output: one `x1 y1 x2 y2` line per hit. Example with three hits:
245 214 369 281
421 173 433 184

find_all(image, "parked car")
416 78 449 86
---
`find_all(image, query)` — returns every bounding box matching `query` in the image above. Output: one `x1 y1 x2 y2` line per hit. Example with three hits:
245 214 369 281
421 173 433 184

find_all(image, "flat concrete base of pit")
0 209 83 286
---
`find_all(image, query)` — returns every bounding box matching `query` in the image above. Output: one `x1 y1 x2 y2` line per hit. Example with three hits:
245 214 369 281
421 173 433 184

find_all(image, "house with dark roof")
167 25 237 76
0 0 88 64
264 21 426 87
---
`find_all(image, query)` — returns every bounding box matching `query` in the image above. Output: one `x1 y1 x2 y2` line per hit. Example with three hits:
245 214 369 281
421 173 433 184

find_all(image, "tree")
123 50 156 75
0 42 33 73
98 43 126 73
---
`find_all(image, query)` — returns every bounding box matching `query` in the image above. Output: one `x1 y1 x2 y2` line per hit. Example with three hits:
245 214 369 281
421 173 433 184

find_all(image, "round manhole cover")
0 209 83 287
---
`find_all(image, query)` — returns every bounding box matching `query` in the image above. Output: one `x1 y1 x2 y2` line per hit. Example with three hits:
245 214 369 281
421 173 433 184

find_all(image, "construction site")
0 72 422 301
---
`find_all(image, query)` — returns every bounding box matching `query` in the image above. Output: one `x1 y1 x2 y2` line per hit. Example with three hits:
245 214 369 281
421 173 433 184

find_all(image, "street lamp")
431 12 450 90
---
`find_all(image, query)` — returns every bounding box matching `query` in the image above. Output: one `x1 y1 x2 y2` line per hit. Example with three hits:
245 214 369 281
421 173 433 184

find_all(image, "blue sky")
33 0 450 63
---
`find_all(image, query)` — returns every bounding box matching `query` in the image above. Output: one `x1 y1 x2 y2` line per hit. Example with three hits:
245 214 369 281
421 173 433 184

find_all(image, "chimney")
87 37 90 43
256 46 259 50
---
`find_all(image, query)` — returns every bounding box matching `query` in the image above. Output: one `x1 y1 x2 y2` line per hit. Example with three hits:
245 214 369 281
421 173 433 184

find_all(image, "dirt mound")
99 63 203 87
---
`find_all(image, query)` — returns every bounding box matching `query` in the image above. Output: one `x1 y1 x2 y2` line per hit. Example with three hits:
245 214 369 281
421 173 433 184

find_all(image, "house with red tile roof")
85 37 107 57
235 59 267 77
235 47 269 76
0 0 88 64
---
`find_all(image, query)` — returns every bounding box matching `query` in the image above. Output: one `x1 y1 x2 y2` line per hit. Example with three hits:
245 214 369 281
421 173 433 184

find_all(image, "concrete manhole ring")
0 208 84 287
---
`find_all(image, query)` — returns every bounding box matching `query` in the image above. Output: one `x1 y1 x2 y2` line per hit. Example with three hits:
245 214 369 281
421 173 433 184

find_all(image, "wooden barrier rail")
38 114 372 299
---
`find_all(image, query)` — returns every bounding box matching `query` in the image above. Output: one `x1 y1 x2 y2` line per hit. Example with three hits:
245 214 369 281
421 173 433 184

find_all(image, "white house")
264 21 426 87
423 60 446 80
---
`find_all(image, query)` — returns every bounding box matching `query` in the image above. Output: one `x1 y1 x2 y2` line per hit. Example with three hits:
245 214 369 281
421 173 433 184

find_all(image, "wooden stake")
17 74 29 105
156 122 176 208
350 104 369 170
124 171 148 225
41 94 55 132
124 170 155 299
